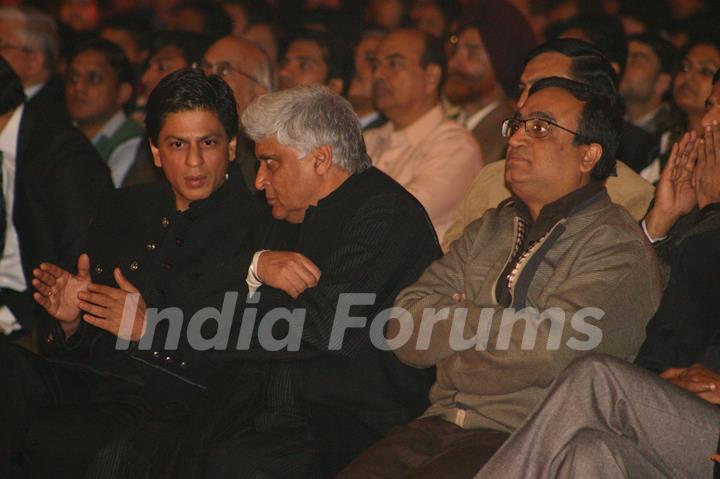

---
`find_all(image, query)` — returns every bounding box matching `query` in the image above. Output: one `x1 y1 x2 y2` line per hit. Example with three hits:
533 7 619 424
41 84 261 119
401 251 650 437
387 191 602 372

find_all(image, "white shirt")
0 105 27 334
24 83 43 101
92 111 142 188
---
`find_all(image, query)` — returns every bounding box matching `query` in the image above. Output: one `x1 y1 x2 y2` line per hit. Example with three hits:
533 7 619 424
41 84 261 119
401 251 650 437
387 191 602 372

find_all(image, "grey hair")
242 85 370 174
0 7 59 75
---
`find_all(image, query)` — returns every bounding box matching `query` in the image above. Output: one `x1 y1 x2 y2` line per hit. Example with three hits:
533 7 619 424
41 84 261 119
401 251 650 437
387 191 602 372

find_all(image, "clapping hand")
644 132 699 240
695 121 720 209
32 254 91 337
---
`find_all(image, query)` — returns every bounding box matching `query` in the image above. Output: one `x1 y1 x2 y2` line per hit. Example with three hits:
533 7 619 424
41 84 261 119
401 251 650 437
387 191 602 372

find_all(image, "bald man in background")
199 35 274 192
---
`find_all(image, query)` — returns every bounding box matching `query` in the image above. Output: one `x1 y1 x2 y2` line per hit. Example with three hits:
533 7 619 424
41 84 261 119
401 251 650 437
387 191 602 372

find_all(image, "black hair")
681 30 720 60
420 30 447 93
0 57 26 115
151 30 213 66
283 28 353 96
172 2 233 41
101 13 156 59
525 38 619 105
145 67 238 147
546 13 627 73
627 32 679 76
70 38 134 85
528 76 622 181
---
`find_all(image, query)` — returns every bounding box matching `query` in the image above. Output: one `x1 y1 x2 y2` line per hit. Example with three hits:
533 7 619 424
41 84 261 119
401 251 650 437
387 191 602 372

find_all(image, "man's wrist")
643 209 676 241
246 250 269 293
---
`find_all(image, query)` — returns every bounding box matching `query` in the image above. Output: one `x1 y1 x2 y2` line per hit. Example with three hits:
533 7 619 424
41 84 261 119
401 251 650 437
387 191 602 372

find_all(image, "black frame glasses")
501 118 580 139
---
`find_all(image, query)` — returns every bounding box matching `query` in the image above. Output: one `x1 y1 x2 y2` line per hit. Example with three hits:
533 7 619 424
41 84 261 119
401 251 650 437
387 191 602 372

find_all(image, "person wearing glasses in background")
197 35 274 193
338 76 660 479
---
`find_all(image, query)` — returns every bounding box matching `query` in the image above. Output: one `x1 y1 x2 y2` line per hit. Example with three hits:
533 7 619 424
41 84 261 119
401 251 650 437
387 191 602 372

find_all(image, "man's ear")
311 144 333 174
424 63 442 96
150 140 162 168
118 82 133 107
327 77 344 95
228 136 237 162
580 143 603 174
655 72 671 97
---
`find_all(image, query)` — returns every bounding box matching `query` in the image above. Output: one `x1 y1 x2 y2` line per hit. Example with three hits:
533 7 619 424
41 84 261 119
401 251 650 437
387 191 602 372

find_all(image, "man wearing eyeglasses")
338 76 660 479
0 7 69 125
199 35 274 192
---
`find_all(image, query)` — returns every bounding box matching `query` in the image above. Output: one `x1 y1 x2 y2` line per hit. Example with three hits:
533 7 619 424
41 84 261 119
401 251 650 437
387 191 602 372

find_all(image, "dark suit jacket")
24 76 70 126
218 167 441 476
44 172 264 408
8 103 113 333
619 121 660 174
636 204 720 373
469 100 514 164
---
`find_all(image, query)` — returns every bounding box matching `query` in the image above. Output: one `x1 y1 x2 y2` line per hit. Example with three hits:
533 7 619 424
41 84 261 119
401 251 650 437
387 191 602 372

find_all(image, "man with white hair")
0 6 68 123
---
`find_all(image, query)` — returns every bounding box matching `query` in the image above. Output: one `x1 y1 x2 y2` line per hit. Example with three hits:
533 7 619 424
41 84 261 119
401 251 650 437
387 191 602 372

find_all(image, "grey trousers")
476 354 720 479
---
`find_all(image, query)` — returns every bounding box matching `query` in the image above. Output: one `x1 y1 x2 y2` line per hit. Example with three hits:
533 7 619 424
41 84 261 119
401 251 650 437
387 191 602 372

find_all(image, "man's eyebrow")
257 153 279 160
382 52 405 61
527 111 556 122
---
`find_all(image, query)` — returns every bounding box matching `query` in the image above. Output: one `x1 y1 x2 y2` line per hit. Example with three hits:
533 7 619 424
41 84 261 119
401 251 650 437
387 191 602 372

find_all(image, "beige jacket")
390 190 661 433
442 160 655 251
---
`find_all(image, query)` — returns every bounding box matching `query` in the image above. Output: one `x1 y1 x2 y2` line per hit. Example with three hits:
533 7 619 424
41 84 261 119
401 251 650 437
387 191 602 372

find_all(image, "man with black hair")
443 37 656 250
0 67 261 478
365 28 483 243
0 57 111 341
475 73 720 479
279 28 352 95
166 1 234 41
66 39 155 188
340 76 660 479
621 33 679 135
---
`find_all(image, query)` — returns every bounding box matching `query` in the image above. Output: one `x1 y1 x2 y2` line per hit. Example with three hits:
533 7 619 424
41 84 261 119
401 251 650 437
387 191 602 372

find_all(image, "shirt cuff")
0 305 21 335
246 250 269 294
641 219 668 244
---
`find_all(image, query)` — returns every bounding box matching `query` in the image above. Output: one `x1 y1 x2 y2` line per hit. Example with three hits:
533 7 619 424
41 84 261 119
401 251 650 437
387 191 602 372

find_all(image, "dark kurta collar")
513 180 605 244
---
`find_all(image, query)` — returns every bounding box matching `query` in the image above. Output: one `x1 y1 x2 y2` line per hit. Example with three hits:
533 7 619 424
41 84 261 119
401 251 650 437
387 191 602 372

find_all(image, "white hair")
0 7 59 74
241 85 371 174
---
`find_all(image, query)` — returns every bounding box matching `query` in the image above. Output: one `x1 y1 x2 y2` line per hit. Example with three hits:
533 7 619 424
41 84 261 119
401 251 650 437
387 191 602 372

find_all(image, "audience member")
199 35 274 191
166 1 234 40
66 39 155 188
139 30 213 110
88 85 439 479
672 32 720 136
365 28 483 243
100 13 155 73
476 93 720 478
409 0 461 40
340 76 660 479
278 29 352 95
347 29 386 131
641 69 720 269
58 0 101 33
0 58 111 341
620 32 680 180
365 0 409 31
443 38 655 250
621 33 678 135
0 7 69 124
1 68 262 478
444 1 536 163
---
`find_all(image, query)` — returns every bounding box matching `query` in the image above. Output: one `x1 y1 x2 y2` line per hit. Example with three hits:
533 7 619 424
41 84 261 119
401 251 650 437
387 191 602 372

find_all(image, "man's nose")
255 161 268 191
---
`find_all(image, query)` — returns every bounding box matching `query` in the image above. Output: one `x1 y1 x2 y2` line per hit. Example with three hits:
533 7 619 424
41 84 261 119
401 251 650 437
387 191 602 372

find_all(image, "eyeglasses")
501 118 580 139
192 60 260 84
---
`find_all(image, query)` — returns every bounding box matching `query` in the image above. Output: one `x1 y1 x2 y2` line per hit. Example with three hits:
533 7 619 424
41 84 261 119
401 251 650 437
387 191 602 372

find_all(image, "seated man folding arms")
339 77 661 478
0 68 263 478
